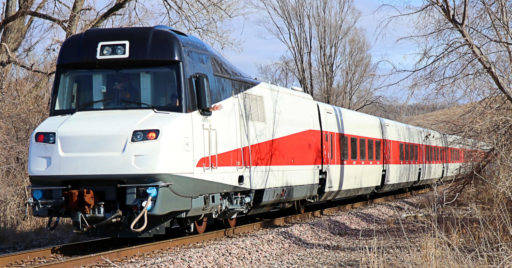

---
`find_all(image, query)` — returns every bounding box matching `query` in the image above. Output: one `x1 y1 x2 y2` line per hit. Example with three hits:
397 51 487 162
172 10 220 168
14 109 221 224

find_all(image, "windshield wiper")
77 98 112 110
120 100 155 108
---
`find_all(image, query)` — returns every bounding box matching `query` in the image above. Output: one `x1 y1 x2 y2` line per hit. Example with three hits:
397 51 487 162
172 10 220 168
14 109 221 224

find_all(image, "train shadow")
277 214 428 251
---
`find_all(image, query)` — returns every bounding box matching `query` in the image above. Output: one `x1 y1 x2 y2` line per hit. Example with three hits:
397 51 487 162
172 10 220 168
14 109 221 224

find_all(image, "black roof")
57 26 184 66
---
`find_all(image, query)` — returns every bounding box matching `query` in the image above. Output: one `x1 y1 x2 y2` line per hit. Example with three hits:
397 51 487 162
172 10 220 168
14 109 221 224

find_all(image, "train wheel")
194 217 208 234
223 217 237 228
294 200 306 214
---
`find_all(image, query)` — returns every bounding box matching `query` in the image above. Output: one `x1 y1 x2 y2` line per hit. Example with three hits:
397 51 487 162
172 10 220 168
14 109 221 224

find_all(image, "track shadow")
0 223 90 254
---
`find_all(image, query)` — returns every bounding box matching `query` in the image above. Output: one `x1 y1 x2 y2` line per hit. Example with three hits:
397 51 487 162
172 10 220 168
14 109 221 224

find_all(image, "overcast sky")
221 0 420 98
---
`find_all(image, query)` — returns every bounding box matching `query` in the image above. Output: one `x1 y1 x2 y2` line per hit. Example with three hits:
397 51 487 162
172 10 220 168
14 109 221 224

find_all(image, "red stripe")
196 130 485 168
197 130 322 168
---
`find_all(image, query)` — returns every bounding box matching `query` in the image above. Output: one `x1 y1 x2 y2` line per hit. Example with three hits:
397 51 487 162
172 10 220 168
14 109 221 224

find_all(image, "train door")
441 134 449 179
234 92 252 182
419 130 427 182
201 122 217 170
318 104 339 192
379 118 390 189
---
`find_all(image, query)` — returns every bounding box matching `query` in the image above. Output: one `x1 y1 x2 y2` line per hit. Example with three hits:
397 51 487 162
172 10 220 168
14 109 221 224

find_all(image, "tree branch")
86 0 133 29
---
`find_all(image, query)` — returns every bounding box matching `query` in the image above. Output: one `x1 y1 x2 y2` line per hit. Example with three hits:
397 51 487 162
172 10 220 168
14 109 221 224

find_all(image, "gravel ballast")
95 194 432 267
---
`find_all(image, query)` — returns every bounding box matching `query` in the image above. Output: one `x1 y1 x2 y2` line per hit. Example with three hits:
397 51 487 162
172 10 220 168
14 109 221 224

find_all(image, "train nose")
57 110 154 154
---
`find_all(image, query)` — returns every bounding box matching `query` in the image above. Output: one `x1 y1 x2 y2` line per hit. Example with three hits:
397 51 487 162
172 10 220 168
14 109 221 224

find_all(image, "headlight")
101 46 112 56
131 129 159 142
115 45 125 55
97 41 129 59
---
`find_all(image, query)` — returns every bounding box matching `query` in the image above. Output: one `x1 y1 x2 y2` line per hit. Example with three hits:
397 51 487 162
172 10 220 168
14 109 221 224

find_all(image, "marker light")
146 187 158 198
35 132 56 144
131 129 159 142
32 189 43 200
36 133 44 143
146 131 157 140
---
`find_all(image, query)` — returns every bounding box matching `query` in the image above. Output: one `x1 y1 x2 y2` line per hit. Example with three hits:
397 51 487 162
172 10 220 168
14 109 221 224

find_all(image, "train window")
359 138 366 160
405 144 409 161
436 148 439 161
414 145 418 161
53 66 182 113
426 146 430 162
376 140 381 161
341 135 348 160
213 76 233 102
399 143 404 161
351 137 358 160
368 139 374 161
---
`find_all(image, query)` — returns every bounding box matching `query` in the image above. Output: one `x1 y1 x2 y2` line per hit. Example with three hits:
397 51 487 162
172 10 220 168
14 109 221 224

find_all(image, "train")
26 26 485 237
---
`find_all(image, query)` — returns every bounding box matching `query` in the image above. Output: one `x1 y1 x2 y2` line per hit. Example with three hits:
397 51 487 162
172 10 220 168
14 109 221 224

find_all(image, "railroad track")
0 187 431 267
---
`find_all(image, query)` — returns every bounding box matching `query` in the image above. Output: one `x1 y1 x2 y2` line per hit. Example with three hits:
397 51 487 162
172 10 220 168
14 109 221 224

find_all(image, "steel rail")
0 187 431 267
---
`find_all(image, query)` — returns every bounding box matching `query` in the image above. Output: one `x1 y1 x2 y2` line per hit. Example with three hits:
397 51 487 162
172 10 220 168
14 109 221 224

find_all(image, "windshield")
52 65 181 114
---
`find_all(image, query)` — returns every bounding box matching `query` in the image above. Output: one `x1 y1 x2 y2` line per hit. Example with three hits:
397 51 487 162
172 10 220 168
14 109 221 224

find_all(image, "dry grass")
0 71 87 250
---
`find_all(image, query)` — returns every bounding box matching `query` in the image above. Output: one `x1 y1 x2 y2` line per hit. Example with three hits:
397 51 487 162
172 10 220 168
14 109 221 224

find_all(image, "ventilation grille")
244 94 265 122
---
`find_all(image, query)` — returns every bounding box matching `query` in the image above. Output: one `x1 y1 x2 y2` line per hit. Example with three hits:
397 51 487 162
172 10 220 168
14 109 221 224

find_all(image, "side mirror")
192 74 212 116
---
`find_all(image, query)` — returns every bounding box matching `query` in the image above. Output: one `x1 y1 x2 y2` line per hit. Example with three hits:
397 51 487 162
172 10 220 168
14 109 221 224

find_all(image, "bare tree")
390 0 512 105
258 0 379 110
334 28 380 111
312 0 356 104
0 0 243 87
257 56 295 88
0 0 134 85
258 0 314 95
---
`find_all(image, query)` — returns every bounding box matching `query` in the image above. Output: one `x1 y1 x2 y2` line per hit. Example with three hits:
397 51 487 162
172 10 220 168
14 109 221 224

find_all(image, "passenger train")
27 26 484 237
